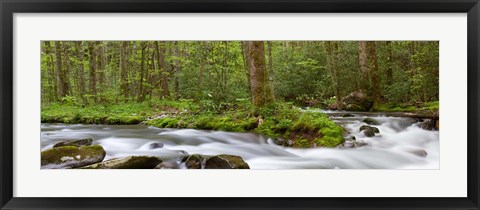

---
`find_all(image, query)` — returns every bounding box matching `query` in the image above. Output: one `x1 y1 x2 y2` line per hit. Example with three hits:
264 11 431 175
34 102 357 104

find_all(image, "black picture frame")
1 0 479 209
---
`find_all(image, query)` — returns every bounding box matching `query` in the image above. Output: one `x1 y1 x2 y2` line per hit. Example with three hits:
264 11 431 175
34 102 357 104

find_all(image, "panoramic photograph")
40 41 439 169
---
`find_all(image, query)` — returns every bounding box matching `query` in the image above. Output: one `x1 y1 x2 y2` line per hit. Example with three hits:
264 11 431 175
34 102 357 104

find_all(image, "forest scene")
41 41 439 169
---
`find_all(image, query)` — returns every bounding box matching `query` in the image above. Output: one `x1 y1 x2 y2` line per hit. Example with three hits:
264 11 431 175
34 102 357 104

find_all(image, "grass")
42 100 345 148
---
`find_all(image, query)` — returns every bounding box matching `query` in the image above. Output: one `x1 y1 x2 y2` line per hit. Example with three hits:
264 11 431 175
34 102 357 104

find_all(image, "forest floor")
41 100 344 148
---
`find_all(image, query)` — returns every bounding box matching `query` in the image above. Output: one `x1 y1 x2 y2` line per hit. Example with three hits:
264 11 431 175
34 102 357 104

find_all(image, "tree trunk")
326 42 342 106
75 42 87 105
96 42 105 101
367 41 380 105
172 41 180 99
120 41 129 101
54 41 69 99
358 41 369 92
386 41 393 86
240 41 252 93
88 42 97 103
138 42 147 102
267 41 275 99
197 42 206 99
155 41 169 98
244 41 273 107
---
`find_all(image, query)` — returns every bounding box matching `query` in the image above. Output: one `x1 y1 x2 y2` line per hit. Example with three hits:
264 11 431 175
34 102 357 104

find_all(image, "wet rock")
363 130 375 137
41 145 106 169
182 154 204 169
363 118 380 125
148 142 164 149
360 125 379 133
420 119 438 131
273 137 294 147
408 149 428 157
81 156 162 169
342 114 354 117
338 139 368 148
154 161 179 169
341 91 373 111
205 154 250 169
345 135 356 141
354 140 368 147
340 140 355 148
53 138 93 148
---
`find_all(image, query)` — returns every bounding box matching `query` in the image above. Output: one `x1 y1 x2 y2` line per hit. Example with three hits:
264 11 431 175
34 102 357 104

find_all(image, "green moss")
41 145 106 168
373 101 439 112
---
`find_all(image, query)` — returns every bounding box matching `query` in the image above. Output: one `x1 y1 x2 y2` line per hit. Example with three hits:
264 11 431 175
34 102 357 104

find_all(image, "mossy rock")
359 125 379 133
182 154 204 169
342 114 355 117
81 156 162 169
53 138 93 148
363 118 380 125
342 91 373 111
41 145 106 169
205 154 250 169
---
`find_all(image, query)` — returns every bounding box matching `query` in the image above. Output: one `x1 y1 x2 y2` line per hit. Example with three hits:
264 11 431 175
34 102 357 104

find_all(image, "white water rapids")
41 110 439 169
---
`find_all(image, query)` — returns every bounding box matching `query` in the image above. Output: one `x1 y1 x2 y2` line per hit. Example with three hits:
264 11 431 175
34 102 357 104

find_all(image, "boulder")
359 125 379 133
182 154 204 169
81 156 162 169
41 145 106 169
363 118 380 125
341 91 373 111
205 154 250 169
53 138 93 148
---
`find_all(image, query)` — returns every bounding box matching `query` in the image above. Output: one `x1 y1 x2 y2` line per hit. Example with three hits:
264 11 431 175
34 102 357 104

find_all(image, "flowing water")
41 110 439 169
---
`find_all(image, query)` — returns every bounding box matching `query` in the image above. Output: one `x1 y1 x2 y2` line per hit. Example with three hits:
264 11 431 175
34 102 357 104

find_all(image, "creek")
41 110 439 169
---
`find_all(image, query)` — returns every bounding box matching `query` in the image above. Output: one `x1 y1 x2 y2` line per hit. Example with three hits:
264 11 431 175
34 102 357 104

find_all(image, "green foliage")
372 101 439 112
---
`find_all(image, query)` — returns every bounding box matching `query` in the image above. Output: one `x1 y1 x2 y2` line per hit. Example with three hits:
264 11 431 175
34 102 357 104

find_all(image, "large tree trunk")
75 41 87 105
120 41 129 102
88 42 97 103
155 41 169 98
54 41 69 99
244 41 273 107
358 41 369 92
367 41 380 105
326 41 342 107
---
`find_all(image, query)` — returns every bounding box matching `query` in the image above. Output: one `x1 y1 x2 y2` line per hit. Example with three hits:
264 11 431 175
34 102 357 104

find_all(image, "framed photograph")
1 0 479 209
